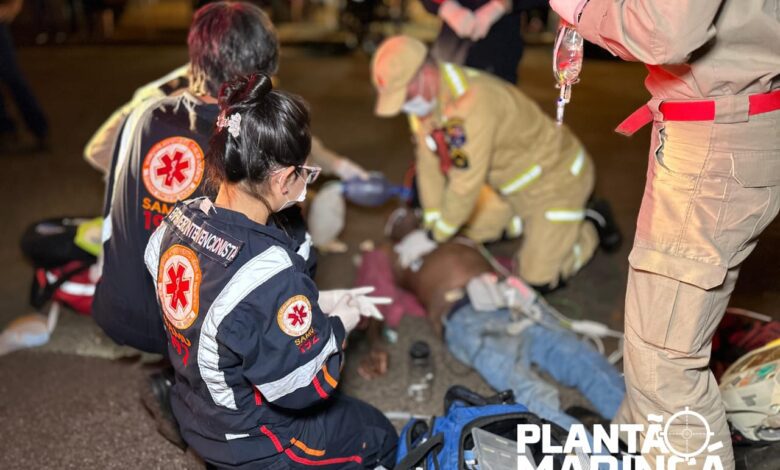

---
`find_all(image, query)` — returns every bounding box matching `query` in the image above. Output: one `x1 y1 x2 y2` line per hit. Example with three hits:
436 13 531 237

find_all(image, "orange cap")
371 36 428 117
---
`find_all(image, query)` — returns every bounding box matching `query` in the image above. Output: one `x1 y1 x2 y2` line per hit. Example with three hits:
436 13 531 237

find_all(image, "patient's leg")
444 304 579 429
525 325 625 420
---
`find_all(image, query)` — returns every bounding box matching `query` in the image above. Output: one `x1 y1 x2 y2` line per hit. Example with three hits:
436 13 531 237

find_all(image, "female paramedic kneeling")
143 74 398 469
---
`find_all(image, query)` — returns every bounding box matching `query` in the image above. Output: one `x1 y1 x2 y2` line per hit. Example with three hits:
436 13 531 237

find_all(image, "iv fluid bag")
553 22 584 88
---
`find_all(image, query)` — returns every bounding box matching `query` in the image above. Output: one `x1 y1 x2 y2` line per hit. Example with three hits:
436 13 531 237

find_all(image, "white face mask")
402 95 436 117
277 177 307 212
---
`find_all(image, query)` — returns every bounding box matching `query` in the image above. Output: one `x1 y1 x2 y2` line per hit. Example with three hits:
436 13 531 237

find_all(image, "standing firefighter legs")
616 111 780 470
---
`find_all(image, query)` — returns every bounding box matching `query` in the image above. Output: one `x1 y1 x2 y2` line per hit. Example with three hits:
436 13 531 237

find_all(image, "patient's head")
385 207 421 242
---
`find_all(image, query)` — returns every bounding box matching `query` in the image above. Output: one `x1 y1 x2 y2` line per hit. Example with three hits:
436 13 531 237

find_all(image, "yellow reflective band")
443 63 468 98
508 216 523 237
74 217 104 256
408 114 420 133
434 218 458 236
573 243 583 271
423 210 441 225
570 149 585 176
500 165 542 195
545 209 585 222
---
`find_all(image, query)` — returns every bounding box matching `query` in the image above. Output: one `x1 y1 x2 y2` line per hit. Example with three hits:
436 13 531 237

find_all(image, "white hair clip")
217 112 241 138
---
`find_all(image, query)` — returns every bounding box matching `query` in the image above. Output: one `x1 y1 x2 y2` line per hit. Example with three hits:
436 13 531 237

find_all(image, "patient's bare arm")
392 242 492 336
357 235 491 379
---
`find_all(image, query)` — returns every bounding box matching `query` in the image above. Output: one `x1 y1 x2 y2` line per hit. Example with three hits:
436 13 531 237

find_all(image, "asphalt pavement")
0 43 777 468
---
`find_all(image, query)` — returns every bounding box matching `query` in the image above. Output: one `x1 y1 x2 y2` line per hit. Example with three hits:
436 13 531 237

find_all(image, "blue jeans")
445 304 625 430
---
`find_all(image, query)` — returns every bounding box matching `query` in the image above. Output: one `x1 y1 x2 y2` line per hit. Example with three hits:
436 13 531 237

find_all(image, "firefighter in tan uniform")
551 0 780 468
371 35 619 290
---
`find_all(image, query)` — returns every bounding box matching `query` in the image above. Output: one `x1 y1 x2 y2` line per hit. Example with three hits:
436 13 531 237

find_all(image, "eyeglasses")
271 165 322 184
297 165 321 184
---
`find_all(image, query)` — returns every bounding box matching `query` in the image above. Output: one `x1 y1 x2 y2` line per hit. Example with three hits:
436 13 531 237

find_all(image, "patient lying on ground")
356 209 625 429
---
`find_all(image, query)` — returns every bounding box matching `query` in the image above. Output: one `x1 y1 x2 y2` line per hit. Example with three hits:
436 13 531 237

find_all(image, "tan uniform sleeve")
83 102 134 176
432 99 493 242
415 134 447 229
84 66 187 176
308 135 342 176
578 0 722 65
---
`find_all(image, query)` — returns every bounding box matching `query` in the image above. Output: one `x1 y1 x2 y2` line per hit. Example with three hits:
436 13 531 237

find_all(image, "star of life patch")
157 244 201 330
142 136 205 203
277 295 313 337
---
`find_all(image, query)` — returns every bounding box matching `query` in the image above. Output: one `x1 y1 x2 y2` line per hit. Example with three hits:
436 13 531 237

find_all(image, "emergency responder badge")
451 149 470 169
142 137 205 203
277 295 313 337
157 244 201 330
444 118 467 148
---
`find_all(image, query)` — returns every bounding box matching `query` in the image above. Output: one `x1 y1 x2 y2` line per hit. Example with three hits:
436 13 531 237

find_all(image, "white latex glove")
326 294 362 333
319 287 390 321
470 0 507 41
439 0 476 38
550 0 590 25
333 157 369 181
394 229 437 269
353 287 391 321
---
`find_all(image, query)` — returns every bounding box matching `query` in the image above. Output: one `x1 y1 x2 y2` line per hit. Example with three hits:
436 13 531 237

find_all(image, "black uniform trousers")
0 24 48 139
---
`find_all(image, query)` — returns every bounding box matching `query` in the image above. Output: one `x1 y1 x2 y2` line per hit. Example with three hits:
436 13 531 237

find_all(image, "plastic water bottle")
407 340 435 403
552 20 584 125
341 173 411 207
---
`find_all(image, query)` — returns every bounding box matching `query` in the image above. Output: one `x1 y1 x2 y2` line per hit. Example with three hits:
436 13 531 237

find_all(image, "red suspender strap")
615 104 653 137
430 128 452 174
616 90 780 137
749 89 780 115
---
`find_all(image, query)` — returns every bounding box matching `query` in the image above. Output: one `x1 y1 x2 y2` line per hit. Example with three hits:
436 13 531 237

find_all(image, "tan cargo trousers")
450 155 598 288
505 150 599 288
460 186 518 242
615 105 780 470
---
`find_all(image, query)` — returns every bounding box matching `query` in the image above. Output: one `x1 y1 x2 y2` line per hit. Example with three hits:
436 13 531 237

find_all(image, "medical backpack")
20 217 101 315
395 385 574 470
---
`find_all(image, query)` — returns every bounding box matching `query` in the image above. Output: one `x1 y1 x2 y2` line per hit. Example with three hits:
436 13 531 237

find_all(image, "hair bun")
245 74 273 101
218 73 272 109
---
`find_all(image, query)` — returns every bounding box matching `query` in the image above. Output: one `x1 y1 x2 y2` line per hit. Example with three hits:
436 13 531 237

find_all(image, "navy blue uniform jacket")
145 198 346 467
